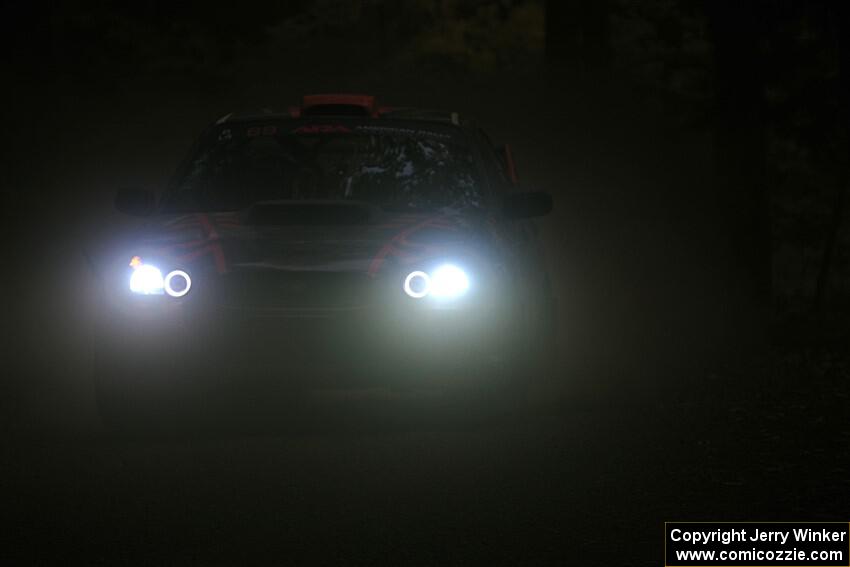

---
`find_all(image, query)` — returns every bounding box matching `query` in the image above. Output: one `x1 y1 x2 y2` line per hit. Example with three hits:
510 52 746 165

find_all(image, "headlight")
128 257 192 297
129 264 164 295
430 264 470 298
403 263 469 299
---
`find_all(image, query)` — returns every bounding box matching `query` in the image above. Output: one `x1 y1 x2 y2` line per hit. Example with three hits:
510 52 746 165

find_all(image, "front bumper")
95 297 516 392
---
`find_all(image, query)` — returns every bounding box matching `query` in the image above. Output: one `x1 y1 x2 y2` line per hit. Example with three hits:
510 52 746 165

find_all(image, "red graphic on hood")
158 213 238 274
367 215 459 277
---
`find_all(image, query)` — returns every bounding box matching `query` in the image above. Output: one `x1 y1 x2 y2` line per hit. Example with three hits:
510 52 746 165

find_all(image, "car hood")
127 208 499 278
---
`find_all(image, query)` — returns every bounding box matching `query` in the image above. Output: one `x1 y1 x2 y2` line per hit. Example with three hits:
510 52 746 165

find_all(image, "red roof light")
301 94 376 116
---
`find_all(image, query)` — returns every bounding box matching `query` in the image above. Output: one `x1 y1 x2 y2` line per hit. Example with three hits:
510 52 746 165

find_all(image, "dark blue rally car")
90 94 555 423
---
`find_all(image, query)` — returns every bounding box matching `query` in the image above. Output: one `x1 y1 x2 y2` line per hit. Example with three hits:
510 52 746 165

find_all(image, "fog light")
404 271 431 298
164 270 192 297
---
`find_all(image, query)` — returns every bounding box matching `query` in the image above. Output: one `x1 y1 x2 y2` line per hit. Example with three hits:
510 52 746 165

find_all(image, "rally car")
90 94 555 424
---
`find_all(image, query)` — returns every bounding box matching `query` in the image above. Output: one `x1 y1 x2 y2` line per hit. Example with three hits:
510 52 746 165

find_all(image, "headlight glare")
129 264 164 295
430 264 469 298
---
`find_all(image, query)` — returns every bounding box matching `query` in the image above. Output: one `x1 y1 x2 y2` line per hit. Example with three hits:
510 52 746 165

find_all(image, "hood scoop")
242 200 378 226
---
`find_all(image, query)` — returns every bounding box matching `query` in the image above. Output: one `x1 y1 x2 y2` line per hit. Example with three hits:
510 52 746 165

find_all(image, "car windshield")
161 120 485 213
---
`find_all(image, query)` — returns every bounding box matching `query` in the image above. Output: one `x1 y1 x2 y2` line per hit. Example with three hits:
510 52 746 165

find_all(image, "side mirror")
115 187 155 216
502 191 553 220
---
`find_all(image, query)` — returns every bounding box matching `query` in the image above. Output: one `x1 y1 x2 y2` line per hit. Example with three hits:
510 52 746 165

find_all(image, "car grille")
209 270 378 313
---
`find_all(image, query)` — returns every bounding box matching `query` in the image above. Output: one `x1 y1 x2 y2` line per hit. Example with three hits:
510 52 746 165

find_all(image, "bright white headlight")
430 264 469 298
129 264 164 295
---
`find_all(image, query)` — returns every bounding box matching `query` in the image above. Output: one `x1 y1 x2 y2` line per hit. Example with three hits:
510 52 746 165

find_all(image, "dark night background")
2 1 849 564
